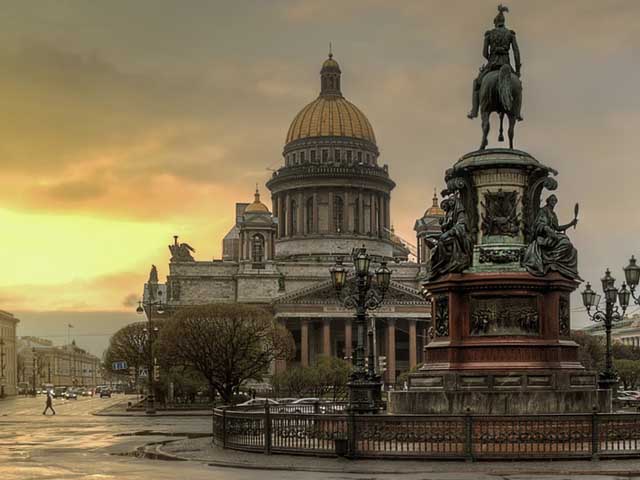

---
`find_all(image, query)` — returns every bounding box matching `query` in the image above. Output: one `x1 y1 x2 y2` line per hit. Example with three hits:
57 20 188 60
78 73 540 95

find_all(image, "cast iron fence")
212 405 640 460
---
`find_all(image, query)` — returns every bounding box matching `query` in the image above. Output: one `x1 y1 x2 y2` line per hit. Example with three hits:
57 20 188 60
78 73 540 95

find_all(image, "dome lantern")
320 49 341 97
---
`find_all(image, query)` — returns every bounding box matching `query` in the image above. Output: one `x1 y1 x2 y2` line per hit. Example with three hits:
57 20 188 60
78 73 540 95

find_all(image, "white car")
236 398 279 408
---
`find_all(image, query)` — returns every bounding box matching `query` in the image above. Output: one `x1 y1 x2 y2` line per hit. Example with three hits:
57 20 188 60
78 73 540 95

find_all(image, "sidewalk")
94 400 212 417
154 436 640 475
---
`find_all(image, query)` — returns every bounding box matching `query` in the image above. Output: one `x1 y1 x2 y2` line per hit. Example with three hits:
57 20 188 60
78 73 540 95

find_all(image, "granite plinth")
389 369 600 414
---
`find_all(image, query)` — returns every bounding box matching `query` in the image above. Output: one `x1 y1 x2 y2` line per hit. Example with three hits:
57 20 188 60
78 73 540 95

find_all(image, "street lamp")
136 289 164 415
581 269 630 391
623 255 640 306
329 246 391 414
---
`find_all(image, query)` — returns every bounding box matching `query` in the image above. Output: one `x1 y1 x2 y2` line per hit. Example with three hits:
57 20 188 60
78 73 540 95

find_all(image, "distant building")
17 337 102 389
581 313 640 347
143 53 444 385
0 310 19 396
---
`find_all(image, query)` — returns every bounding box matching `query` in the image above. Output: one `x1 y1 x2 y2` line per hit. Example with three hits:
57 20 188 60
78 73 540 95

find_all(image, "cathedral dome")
285 96 376 145
244 188 270 214
424 190 444 217
285 54 376 146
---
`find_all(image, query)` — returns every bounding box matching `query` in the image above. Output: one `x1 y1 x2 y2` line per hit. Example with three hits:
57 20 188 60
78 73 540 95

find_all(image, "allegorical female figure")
522 195 579 279
428 196 473 281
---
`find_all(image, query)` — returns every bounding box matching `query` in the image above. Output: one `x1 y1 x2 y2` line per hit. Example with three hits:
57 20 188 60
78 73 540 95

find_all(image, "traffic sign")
112 361 128 371
139 367 148 378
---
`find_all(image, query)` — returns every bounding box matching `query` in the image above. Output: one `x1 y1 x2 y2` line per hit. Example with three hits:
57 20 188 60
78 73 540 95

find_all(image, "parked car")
100 389 112 398
236 398 279 408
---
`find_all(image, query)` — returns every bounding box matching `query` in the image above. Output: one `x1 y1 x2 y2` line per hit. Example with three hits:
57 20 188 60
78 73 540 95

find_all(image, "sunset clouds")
2 0 640 326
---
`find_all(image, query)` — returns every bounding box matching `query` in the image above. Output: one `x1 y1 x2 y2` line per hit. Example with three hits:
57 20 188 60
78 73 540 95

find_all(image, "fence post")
264 403 272 455
464 408 474 462
347 411 356 458
221 407 227 449
591 406 600 461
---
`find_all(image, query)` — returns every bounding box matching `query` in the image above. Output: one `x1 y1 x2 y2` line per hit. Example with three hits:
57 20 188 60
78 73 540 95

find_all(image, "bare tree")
104 321 160 383
157 304 294 403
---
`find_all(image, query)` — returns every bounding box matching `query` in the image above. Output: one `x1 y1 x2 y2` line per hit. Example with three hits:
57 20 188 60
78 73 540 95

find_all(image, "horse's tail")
498 64 513 111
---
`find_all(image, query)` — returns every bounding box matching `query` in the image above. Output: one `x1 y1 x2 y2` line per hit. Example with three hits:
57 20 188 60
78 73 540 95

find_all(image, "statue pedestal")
390 148 596 414
389 272 598 414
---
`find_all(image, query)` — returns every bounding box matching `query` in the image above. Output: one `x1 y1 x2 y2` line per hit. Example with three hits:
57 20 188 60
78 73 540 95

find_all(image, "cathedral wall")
275 236 394 258
169 261 238 276
236 277 280 303
177 278 237 304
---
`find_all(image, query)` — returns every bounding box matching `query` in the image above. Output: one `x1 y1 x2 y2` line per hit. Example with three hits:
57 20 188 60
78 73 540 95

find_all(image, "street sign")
112 361 128 371
139 367 148 378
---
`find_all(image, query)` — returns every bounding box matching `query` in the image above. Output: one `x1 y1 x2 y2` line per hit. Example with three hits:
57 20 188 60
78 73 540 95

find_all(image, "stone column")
284 192 291 237
276 194 283 238
328 191 335 233
313 191 319 233
369 192 375 236
408 319 417 369
386 318 396 385
344 189 350 232
297 191 303 236
344 318 352 360
384 194 391 234
300 320 309 367
358 193 364 234
322 318 331 356
275 319 287 374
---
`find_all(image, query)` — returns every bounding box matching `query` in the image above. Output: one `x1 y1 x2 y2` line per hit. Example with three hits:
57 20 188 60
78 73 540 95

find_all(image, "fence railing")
212 406 640 460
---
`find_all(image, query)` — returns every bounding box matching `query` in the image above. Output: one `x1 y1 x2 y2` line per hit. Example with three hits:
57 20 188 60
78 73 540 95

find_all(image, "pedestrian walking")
43 391 56 415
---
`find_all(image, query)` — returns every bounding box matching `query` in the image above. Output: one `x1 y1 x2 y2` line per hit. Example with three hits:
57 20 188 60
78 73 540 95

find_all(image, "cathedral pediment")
273 277 428 306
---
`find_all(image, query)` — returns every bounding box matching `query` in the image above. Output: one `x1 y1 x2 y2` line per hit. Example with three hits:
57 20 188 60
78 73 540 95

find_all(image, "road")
1 395 639 480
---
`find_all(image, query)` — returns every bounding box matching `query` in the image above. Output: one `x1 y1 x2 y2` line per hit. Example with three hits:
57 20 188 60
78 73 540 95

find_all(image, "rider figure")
468 5 522 121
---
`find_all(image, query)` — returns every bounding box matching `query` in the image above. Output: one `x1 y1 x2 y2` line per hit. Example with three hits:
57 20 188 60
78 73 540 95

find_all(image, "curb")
154 441 640 476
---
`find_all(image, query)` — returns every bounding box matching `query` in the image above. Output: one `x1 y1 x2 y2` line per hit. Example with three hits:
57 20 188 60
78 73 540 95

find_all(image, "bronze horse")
479 64 522 150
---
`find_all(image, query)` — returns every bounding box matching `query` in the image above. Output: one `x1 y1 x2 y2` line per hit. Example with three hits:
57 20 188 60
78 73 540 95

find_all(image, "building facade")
17 337 102 389
147 54 444 385
0 310 19 397
582 313 640 347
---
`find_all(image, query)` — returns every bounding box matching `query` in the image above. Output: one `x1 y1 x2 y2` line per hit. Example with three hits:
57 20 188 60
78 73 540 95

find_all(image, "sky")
3 0 640 356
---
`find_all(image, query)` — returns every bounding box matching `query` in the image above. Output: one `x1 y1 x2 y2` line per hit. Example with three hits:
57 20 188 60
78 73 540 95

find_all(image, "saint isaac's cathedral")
144 54 443 384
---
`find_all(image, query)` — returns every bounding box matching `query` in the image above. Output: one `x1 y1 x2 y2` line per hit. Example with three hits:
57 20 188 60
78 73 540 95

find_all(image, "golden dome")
424 189 444 217
285 53 376 146
286 96 376 145
244 187 270 214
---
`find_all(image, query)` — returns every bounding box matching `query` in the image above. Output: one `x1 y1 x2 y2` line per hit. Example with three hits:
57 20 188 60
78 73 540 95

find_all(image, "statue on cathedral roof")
169 235 195 262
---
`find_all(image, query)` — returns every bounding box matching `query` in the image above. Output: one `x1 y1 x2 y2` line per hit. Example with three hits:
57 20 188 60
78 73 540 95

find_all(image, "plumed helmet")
494 4 509 27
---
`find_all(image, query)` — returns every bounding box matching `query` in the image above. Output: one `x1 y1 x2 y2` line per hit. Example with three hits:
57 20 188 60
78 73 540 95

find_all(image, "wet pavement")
1 395 640 479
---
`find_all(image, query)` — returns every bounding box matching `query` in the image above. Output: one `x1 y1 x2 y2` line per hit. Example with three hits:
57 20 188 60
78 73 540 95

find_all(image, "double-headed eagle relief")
468 5 523 150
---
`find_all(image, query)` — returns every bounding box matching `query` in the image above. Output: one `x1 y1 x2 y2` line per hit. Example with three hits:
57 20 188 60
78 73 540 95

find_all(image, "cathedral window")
366 154 370 165
310 150 316 162
306 197 314 233
252 234 265 263
300 151 305 163
357 151 362 164
335 149 341 162
346 150 352 164
290 200 298 235
333 196 344 233
293 153 297 164
322 149 328 163
281 203 287 236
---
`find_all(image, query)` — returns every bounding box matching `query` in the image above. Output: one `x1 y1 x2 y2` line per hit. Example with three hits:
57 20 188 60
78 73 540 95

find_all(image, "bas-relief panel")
470 295 539 336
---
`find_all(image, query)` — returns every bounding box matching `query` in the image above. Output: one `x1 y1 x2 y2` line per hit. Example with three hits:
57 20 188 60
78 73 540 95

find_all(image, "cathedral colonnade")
277 316 427 386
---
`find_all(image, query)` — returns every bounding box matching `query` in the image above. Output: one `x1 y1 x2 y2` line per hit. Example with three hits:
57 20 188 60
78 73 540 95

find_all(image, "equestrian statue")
468 5 523 150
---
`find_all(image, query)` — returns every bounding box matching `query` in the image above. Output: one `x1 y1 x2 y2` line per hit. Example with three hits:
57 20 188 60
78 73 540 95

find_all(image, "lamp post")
31 347 37 396
329 246 391 413
581 269 630 391
136 290 164 415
